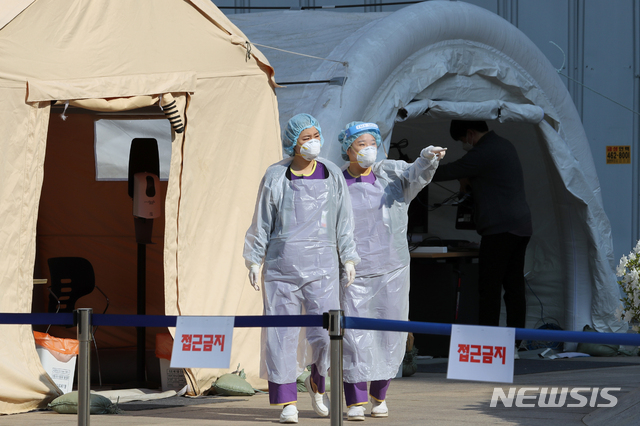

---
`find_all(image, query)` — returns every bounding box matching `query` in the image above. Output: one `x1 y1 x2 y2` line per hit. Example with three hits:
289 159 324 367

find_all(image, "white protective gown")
244 157 360 384
341 156 439 383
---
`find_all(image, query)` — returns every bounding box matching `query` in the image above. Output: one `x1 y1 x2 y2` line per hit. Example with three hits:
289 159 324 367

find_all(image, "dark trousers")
478 232 530 329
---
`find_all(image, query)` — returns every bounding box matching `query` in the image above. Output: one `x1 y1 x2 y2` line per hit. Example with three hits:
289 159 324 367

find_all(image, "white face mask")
462 142 474 152
356 145 377 168
298 139 322 161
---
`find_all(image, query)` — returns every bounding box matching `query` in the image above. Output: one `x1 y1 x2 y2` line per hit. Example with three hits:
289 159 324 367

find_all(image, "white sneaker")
347 405 365 421
280 405 298 423
370 398 388 418
304 375 329 417
514 346 520 360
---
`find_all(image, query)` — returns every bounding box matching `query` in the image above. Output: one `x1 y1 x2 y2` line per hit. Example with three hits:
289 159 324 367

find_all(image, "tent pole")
76 308 92 426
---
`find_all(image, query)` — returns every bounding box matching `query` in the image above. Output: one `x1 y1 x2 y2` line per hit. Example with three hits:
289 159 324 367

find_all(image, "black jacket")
433 131 532 236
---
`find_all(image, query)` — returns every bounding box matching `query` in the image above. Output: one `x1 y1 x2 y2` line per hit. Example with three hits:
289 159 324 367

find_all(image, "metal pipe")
76 308 93 426
327 310 344 426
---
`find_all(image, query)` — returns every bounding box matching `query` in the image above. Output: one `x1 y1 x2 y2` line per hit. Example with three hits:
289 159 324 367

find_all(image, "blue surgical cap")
338 121 382 161
283 113 324 157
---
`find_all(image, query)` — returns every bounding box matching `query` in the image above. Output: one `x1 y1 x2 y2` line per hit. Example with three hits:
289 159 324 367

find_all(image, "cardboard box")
159 357 187 391
36 347 76 394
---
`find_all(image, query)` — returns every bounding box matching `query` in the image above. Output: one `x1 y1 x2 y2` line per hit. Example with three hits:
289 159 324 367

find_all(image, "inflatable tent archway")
0 0 279 414
230 1 625 336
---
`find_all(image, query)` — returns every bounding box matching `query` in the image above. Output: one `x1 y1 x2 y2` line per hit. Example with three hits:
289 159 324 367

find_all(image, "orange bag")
155 332 174 360
34 331 79 363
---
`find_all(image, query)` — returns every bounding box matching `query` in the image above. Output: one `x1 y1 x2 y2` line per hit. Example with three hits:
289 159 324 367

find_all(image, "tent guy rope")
550 41 640 116
251 42 348 67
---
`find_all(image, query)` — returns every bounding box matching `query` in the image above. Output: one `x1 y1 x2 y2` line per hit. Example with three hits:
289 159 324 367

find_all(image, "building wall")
463 0 640 262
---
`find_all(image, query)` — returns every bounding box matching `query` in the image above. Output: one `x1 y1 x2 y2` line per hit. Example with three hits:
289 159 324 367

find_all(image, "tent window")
94 119 172 181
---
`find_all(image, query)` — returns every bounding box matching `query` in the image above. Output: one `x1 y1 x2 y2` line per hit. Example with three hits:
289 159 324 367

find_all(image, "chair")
47 257 110 385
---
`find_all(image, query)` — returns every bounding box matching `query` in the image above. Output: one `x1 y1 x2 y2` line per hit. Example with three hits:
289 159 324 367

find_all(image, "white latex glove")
421 145 447 160
248 264 260 291
344 261 356 287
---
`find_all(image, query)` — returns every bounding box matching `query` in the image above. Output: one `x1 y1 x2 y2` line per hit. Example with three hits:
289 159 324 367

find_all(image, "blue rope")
346 316 452 335
91 314 323 328
346 317 640 346
233 315 323 328
93 314 176 327
0 313 322 328
0 313 74 325
2 312 640 347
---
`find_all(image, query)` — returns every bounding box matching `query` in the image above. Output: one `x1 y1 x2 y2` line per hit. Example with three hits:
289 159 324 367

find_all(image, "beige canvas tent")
0 0 280 414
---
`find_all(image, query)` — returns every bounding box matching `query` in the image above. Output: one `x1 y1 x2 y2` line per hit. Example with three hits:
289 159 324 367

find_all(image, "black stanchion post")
325 310 344 426
76 308 93 426
136 241 146 383
128 138 160 386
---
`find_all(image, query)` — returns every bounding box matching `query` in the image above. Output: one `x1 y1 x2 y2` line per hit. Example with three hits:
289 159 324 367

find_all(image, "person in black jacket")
433 120 532 333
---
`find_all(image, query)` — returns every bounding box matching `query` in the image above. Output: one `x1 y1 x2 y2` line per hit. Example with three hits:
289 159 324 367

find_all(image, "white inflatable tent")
229 1 625 337
0 0 280 414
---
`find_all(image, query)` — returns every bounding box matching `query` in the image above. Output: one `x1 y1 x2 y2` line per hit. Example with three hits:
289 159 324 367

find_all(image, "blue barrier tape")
0 313 74 325
91 314 324 328
516 327 640 346
346 317 640 346
0 313 323 329
346 316 452 335
3 312 640 347
93 314 177 327
234 315 323 328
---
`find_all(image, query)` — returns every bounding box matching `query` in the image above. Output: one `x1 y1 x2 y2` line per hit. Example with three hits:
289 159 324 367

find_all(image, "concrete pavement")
2 356 640 426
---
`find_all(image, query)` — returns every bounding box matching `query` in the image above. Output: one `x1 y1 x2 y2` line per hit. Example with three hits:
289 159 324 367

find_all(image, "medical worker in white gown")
337 122 445 421
244 113 360 424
